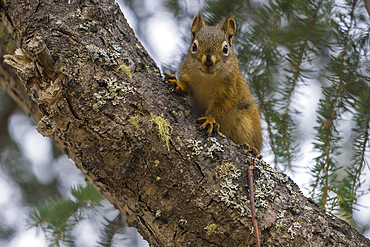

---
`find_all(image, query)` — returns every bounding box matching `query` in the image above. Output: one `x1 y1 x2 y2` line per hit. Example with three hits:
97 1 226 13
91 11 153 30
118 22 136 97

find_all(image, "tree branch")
0 0 369 246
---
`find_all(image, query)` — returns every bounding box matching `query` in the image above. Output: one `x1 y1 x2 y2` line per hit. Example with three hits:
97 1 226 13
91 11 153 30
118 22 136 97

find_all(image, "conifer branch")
351 114 370 198
98 214 125 247
312 0 359 210
277 1 324 170
28 183 103 246
238 1 284 167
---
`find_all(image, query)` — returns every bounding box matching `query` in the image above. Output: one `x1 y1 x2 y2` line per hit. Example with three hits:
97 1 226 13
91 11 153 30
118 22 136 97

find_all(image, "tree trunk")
0 0 369 246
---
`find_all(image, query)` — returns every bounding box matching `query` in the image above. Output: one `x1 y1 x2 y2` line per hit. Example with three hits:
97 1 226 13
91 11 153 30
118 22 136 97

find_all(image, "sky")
0 0 369 246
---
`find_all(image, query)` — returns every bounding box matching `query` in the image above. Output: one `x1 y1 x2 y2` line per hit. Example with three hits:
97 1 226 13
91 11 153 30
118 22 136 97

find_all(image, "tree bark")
0 0 369 246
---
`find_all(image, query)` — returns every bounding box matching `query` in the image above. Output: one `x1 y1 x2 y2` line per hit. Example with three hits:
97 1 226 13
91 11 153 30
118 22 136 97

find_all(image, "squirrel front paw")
196 116 220 136
241 142 260 157
164 73 187 98
164 73 177 87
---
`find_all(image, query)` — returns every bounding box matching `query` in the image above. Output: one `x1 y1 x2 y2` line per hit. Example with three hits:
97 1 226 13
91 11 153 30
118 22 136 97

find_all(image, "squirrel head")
188 13 237 77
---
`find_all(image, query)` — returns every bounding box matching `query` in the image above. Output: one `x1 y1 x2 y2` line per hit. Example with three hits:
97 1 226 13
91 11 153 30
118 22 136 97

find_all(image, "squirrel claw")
164 73 177 87
242 142 259 156
197 116 220 136
164 73 176 80
164 73 187 97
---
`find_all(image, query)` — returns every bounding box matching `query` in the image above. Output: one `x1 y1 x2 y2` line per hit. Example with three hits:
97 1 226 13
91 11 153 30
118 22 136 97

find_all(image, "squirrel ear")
221 14 236 45
191 12 205 42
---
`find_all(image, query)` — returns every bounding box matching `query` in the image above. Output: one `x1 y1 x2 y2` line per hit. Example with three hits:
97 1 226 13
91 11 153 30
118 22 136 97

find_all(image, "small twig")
248 157 260 247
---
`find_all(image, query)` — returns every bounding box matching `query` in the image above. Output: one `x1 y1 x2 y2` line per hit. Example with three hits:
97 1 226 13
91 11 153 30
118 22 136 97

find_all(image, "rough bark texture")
0 0 369 246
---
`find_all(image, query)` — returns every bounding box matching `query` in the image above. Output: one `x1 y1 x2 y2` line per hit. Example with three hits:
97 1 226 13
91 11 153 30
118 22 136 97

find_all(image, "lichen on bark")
0 0 369 246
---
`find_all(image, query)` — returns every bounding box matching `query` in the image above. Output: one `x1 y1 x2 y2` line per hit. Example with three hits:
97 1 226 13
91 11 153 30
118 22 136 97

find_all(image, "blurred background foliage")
0 0 369 246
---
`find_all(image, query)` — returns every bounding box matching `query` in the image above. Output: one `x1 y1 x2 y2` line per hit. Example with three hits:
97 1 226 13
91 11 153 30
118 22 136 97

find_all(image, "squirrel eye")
192 42 198 53
222 44 228 54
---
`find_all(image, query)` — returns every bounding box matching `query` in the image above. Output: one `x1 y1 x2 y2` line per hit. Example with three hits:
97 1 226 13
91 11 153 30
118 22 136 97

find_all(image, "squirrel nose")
204 55 214 67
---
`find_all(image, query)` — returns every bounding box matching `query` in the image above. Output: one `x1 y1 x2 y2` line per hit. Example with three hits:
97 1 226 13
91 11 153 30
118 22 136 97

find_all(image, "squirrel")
165 13 262 154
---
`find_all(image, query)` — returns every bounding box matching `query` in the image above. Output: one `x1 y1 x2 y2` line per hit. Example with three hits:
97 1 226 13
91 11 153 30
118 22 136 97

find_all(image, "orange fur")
165 13 262 153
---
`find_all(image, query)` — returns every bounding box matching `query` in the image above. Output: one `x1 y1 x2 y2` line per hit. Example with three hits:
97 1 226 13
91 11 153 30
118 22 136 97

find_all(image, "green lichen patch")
150 113 173 151
0 21 15 52
288 222 301 239
275 208 301 237
155 210 161 218
117 63 132 81
128 109 145 139
212 158 293 223
76 44 121 66
210 157 299 239
5 39 15 54
214 162 251 217
185 137 224 160
93 77 135 109
206 137 224 158
178 218 187 226
218 162 241 179
204 223 217 236
78 20 96 30
186 139 203 158
250 160 304 238
275 209 286 230
249 159 290 209
129 114 140 129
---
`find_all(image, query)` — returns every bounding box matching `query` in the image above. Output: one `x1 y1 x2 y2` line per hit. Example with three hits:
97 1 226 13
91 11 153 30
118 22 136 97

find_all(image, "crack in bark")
180 230 188 236
137 214 163 246
65 94 81 120
189 231 223 247
34 1 41 13
64 121 70 133
138 194 152 213
4 11 15 29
